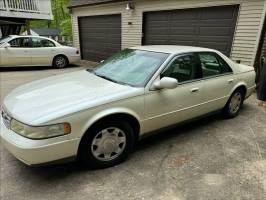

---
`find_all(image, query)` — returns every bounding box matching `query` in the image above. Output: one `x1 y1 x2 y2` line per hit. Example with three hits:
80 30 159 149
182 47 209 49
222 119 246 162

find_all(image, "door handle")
190 88 200 93
228 79 234 83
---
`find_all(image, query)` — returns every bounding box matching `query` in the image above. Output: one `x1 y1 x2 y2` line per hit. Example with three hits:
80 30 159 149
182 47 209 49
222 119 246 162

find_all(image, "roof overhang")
68 0 125 9
0 17 26 25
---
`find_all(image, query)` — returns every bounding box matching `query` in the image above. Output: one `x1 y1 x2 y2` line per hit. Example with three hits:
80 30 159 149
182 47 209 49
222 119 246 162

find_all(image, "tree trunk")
26 20 31 35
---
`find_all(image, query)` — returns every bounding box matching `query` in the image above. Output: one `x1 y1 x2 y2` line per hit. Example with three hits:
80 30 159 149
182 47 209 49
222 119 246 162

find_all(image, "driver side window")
161 54 202 83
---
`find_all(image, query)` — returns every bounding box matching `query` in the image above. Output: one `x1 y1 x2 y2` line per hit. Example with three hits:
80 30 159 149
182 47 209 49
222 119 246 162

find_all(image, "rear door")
197 52 234 112
1 37 31 66
30 37 56 66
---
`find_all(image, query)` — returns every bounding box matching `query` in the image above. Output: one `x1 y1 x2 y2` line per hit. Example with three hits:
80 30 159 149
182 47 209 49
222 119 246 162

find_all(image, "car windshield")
92 49 169 87
0 36 12 45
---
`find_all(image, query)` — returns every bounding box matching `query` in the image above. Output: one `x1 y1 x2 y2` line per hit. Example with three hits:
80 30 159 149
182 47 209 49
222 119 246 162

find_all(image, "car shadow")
0 64 80 72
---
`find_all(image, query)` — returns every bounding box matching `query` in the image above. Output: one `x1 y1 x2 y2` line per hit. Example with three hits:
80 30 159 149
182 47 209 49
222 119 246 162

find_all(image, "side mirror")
153 77 178 90
2 43 10 48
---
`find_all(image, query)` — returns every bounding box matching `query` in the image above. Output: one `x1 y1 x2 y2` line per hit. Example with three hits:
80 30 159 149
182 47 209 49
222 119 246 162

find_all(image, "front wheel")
222 89 245 118
78 120 135 169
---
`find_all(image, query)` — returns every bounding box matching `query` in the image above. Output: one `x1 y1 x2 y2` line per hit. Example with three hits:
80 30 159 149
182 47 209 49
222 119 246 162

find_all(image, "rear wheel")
222 89 245 118
78 119 135 169
53 55 68 68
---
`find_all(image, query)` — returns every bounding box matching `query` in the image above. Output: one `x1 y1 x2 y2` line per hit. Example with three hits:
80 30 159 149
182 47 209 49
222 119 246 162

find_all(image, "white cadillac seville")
0 35 80 68
0 46 256 168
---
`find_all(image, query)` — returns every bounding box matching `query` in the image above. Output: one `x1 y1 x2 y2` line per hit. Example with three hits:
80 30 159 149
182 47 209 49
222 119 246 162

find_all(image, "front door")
1 37 31 66
144 53 206 133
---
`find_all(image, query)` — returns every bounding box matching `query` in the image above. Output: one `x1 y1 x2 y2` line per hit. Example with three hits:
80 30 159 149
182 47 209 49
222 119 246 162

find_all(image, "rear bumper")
0 116 80 165
68 55 81 65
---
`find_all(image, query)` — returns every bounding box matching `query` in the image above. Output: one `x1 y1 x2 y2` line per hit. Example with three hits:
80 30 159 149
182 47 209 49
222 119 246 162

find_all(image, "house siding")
71 0 266 66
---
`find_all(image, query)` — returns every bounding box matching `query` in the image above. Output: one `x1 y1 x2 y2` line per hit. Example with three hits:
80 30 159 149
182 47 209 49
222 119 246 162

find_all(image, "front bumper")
0 116 80 165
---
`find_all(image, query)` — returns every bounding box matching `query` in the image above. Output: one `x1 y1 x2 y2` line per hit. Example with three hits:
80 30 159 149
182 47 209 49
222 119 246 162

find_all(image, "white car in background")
0 35 80 68
0 46 256 169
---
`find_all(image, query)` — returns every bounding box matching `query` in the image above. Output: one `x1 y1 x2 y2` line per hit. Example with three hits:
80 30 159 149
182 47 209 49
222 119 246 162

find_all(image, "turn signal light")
64 123 71 134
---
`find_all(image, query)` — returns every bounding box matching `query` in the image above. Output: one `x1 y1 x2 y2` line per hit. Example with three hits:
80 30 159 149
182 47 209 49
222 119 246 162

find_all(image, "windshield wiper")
93 72 129 86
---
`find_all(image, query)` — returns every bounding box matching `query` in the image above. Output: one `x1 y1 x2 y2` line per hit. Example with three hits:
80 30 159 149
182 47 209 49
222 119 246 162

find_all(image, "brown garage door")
78 14 121 62
143 5 239 56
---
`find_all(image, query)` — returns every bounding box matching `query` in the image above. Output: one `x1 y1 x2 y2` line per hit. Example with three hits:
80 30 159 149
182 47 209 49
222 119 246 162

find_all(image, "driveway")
0 65 266 200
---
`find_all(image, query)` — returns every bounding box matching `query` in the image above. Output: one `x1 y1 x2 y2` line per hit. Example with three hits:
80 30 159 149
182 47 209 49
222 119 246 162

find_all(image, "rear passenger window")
198 52 232 78
32 38 55 48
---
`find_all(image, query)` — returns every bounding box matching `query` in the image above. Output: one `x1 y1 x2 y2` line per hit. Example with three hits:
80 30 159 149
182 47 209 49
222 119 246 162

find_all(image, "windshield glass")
92 49 169 87
0 36 12 45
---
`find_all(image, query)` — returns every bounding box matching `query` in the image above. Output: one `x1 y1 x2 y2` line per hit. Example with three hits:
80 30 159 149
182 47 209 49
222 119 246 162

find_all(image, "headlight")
10 119 71 139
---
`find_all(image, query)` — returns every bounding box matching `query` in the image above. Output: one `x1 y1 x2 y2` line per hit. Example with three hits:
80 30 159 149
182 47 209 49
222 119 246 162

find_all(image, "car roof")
130 45 218 54
8 35 55 40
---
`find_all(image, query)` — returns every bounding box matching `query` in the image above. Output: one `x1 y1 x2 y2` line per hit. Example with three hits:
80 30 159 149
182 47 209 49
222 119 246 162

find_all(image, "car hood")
3 70 143 125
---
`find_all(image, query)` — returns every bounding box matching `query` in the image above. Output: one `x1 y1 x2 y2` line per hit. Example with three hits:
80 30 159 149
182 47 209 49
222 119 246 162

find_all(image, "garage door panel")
198 42 229 54
170 27 197 35
200 6 237 19
199 27 231 36
198 20 235 27
169 40 195 46
79 14 121 62
143 5 239 56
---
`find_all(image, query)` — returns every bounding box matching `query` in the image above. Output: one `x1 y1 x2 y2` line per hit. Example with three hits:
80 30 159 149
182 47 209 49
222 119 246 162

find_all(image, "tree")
30 0 72 38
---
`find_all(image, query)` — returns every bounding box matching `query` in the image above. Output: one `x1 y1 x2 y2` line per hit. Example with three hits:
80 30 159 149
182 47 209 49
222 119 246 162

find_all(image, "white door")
196 52 235 112
144 53 206 133
30 37 56 66
1 37 31 66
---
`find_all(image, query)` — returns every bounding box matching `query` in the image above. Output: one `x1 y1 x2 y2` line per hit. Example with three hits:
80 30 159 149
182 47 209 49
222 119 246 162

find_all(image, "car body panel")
0 45 256 165
1 46 32 66
3 70 144 125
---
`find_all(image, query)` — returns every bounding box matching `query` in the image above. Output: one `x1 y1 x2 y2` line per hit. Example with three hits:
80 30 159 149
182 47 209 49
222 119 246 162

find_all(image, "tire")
222 89 245 118
78 119 135 169
53 55 68 68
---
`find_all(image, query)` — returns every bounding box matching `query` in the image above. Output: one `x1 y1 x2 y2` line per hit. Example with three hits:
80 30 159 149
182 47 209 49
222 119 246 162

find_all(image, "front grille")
1 108 11 129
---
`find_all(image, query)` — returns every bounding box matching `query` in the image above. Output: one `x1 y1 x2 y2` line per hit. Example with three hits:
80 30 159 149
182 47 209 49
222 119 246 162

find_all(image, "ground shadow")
0 64 80 72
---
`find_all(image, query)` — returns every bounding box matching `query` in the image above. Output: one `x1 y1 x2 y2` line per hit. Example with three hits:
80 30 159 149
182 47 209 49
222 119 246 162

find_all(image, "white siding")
71 0 266 66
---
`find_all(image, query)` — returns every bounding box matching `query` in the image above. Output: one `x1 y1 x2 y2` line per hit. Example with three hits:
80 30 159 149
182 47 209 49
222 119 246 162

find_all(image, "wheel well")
85 113 140 140
235 85 247 97
53 54 69 64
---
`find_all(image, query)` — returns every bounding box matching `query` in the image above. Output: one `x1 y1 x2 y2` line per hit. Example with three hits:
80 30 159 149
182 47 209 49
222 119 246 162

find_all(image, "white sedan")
0 35 80 68
0 46 256 168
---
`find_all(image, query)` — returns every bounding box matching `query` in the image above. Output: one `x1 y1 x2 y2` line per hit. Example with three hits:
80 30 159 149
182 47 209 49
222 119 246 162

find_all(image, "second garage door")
78 14 121 62
143 5 239 56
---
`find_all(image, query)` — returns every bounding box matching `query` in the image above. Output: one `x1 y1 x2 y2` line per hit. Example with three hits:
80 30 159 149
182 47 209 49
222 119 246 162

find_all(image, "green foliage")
30 0 72 38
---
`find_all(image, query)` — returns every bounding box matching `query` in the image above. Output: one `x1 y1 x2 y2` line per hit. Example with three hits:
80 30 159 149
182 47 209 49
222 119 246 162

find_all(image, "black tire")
53 55 68 68
222 89 245 118
78 119 135 169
